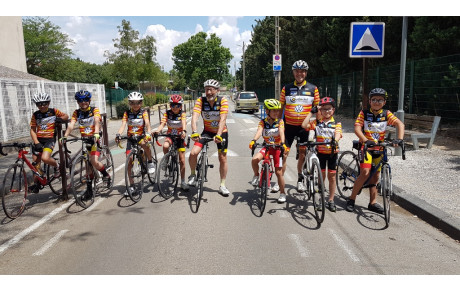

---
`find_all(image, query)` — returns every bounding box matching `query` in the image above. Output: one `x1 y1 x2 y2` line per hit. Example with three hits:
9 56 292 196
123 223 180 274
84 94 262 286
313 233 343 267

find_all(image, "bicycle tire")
125 151 143 202
301 158 311 200
48 151 71 196
259 163 269 215
311 159 325 223
195 152 206 212
1 163 27 219
146 142 157 184
336 151 359 200
157 152 177 199
70 155 95 208
99 146 115 191
381 164 392 227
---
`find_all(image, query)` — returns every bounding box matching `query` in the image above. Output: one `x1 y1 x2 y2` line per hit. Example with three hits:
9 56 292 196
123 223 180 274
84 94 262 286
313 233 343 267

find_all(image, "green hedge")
115 93 170 118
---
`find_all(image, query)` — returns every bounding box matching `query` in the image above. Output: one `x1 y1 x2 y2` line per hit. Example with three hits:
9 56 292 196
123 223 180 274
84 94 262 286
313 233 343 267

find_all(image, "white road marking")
244 119 255 123
328 228 360 262
288 234 309 257
226 119 235 124
32 229 69 256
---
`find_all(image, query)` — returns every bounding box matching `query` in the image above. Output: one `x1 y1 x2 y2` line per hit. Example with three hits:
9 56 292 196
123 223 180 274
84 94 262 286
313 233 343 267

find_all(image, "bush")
144 93 156 107
115 98 129 119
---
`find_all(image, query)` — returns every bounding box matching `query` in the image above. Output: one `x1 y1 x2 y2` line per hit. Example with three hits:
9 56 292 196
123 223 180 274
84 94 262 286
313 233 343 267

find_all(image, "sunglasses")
170 103 182 108
36 102 50 107
320 107 333 112
370 99 385 104
129 101 142 105
77 97 91 103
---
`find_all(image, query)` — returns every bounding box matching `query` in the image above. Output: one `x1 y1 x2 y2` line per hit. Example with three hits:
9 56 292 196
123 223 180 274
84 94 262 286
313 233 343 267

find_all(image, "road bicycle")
250 142 284 216
0 142 64 219
66 137 114 208
117 134 157 202
154 133 189 199
295 137 336 224
336 140 405 227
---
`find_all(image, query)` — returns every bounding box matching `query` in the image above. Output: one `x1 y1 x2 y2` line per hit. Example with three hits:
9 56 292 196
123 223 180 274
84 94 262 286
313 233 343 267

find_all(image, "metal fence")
0 78 106 142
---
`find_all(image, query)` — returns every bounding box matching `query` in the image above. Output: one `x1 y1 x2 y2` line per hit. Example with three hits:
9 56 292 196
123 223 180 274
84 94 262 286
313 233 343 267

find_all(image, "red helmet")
169 94 183 104
320 97 336 108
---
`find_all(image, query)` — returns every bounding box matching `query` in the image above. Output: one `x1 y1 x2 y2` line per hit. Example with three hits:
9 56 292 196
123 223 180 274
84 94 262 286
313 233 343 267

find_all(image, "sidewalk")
335 113 460 241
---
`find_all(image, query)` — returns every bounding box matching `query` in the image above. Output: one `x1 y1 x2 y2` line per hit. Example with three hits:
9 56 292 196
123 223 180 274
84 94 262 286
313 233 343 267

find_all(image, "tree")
172 32 233 90
23 17 75 78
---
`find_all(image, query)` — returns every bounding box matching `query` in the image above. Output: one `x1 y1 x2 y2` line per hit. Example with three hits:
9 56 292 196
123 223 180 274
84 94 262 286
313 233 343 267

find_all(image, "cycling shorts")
195 131 228 153
317 152 338 173
165 136 186 152
259 147 283 168
359 146 383 171
284 123 309 149
84 140 101 157
33 138 55 155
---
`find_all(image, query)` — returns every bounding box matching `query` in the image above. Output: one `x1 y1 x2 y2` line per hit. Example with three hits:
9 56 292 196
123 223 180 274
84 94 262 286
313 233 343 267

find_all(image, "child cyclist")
302 97 342 212
61 90 111 199
152 94 189 191
29 92 69 193
249 99 288 203
115 92 155 196
346 88 405 214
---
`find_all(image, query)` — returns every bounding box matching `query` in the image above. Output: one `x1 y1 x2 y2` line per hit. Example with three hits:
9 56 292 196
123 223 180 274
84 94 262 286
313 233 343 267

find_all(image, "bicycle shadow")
335 197 388 230
277 188 322 230
186 185 213 213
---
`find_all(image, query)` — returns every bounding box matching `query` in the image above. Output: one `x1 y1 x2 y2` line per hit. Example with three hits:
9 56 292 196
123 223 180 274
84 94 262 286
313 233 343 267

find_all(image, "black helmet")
369 88 388 100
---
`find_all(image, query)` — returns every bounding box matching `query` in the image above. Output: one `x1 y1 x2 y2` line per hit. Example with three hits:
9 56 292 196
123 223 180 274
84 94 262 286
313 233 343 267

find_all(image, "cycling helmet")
74 90 92 101
127 91 143 101
292 60 309 71
264 99 282 110
369 88 388 100
169 94 183 104
319 97 336 108
32 92 51 103
203 79 220 89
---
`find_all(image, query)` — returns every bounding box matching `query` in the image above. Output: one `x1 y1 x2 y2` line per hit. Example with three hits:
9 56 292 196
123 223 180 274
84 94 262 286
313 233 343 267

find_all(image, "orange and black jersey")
30 108 66 139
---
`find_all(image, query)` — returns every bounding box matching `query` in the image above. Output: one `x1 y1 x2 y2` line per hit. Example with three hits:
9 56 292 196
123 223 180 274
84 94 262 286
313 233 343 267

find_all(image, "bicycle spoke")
336 151 359 200
2 163 27 219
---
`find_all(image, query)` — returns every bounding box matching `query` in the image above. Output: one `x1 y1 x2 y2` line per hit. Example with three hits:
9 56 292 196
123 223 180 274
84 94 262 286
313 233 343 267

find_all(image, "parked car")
235 91 259 113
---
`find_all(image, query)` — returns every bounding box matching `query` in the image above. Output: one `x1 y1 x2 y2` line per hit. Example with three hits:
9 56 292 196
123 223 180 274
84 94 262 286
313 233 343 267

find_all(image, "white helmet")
32 92 51 103
127 91 143 101
203 79 220 89
292 60 309 71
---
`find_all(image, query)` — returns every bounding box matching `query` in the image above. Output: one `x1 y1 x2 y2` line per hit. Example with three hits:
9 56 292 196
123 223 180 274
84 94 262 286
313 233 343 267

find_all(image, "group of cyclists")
27 59 405 217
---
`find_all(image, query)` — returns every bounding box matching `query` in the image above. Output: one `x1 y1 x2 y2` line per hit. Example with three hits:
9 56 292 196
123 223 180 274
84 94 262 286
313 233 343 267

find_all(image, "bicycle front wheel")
259 163 269 216
336 151 359 200
381 164 392 227
70 155 96 208
195 153 206 212
125 151 143 202
147 142 157 184
157 152 178 199
48 151 70 196
99 146 115 191
1 163 27 219
311 159 325 223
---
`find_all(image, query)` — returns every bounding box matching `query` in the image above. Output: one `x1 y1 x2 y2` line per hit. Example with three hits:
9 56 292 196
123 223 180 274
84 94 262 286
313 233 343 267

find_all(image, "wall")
0 17 27 73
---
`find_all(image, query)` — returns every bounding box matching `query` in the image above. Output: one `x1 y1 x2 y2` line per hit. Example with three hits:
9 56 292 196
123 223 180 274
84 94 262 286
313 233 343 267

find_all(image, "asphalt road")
0 102 459 279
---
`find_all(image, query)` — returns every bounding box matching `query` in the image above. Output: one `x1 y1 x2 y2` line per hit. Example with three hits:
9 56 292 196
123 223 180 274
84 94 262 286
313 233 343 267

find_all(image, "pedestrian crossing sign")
349 22 385 58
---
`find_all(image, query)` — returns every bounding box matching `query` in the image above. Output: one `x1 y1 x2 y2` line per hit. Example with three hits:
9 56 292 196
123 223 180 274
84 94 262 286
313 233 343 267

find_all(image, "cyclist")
29 92 69 193
346 88 405 214
61 90 111 199
279 60 320 194
249 99 288 203
302 97 342 212
153 94 189 191
115 91 155 196
188 79 230 196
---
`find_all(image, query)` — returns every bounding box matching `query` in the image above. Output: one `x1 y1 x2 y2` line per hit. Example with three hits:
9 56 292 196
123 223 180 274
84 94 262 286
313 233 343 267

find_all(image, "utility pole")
275 16 281 99
395 16 408 156
242 41 246 91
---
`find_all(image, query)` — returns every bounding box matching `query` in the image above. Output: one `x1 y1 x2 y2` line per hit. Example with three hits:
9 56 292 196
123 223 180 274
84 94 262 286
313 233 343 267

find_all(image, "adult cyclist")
187 79 230 197
279 60 320 200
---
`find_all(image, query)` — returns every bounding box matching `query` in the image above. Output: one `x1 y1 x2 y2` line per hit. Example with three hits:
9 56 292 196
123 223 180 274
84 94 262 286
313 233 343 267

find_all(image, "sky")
46 16 261 73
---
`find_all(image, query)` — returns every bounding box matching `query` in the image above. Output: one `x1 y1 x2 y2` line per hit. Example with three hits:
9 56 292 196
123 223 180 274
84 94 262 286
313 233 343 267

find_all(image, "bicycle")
250 142 284 216
0 142 64 219
155 133 189 199
66 137 114 208
295 137 336 224
117 134 157 202
336 140 406 227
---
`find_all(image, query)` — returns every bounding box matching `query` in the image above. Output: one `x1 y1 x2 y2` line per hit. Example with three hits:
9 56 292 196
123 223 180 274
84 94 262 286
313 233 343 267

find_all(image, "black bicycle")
336 140 405 227
117 134 157 202
155 133 189 199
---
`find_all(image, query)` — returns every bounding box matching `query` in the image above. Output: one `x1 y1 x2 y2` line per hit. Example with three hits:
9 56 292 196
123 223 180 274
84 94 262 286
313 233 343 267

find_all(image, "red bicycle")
251 142 284 216
0 142 62 219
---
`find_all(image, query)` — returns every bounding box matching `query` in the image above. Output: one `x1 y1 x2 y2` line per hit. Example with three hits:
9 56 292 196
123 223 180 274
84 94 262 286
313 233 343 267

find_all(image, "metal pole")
395 16 408 156
362 58 368 110
275 16 281 99
242 41 246 91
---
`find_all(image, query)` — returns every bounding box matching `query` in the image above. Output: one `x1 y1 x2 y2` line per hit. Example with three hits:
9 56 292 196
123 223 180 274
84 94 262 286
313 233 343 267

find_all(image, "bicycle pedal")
208 164 214 168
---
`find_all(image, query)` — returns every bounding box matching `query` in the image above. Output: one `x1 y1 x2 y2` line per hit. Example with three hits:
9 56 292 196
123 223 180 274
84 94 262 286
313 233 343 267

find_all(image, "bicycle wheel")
301 159 311 200
70 155 96 208
1 163 27 219
336 151 360 200
259 163 269 215
381 164 392 227
195 153 206 212
146 142 157 184
125 151 143 202
157 152 177 199
99 146 115 191
48 151 71 196
311 159 325 223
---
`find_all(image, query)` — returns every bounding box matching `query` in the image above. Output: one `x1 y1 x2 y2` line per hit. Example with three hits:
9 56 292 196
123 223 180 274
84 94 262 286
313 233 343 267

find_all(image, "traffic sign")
349 22 385 58
273 54 282 71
